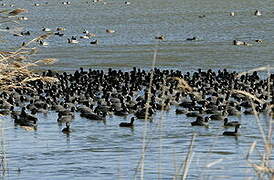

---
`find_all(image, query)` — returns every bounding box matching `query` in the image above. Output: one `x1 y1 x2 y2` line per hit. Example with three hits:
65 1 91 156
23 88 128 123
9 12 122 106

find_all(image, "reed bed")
0 8 58 176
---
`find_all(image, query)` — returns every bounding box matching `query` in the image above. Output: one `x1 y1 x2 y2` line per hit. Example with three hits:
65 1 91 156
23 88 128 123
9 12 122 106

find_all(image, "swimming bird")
119 117 135 127
39 40 49 46
254 10 262 16
67 38 79 44
186 37 197 41
155 35 165 40
106 29 115 33
223 124 240 136
191 116 209 127
62 122 71 133
56 27 65 31
54 32 64 36
223 118 240 127
90 40 98 44
80 35 90 39
42 27 51 32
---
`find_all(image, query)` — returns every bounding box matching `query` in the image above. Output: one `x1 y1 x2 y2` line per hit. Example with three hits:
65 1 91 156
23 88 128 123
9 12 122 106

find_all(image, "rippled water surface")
0 0 273 179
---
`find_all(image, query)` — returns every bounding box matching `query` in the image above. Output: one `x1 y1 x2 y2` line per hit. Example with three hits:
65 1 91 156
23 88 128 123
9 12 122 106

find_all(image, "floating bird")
56 27 65 31
186 37 198 41
155 35 165 40
80 35 90 39
67 38 79 44
254 10 262 16
224 118 241 127
42 27 51 32
119 117 135 127
62 122 71 133
39 40 49 46
106 29 115 33
191 116 210 127
90 40 98 44
223 124 240 136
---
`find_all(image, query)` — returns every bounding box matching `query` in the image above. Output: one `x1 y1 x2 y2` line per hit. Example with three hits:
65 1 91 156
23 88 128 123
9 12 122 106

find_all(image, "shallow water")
0 0 273 179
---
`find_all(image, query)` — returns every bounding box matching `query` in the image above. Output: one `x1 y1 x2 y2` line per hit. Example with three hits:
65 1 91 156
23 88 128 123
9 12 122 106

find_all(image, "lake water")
0 0 273 179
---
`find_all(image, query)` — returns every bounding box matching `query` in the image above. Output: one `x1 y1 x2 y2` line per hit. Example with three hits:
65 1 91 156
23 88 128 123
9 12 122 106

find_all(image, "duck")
119 117 135 127
17 16 28 20
14 107 38 127
39 40 49 46
233 40 245 46
62 122 71 133
223 124 240 136
106 29 115 33
42 27 51 32
209 111 227 120
80 111 106 121
155 35 165 40
255 39 263 43
191 116 210 127
57 114 73 123
54 32 64 37
80 35 89 39
254 10 262 16
186 37 198 41
19 107 38 122
90 40 98 44
223 118 241 127
175 108 188 114
230 12 235 16
56 27 65 31
67 38 79 44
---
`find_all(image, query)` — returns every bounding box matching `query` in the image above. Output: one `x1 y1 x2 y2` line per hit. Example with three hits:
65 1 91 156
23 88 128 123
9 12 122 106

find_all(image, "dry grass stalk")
167 77 193 92
232 90 265 104
174 133 196 180
35 58 57 65
244 98 274 177
21 76 58 84
0 32 56 92
138 47 158 180
8 9 27 16
236 66 274 78
205 158 223 168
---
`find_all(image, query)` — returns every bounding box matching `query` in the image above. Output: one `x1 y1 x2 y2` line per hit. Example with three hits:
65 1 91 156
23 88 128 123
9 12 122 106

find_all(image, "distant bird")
255 39 263 43
83 29 89 34
106 29 115 33
191 116 210 127
224 118 240 127
223 124 240 136
62 122 71 133
80 35 90 39
186 37 198 41
20 31 30 36
119 117 135 127
230 12 235 16
42 27 51 32
39 40 49 46
56 27 65 31
155 35 165 40
254 10 262 16
90 40 98 44
67 38 79 44
54 32 64 36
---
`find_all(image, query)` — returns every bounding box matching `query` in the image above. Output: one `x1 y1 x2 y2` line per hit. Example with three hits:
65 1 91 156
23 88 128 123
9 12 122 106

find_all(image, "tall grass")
0 8 58 176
